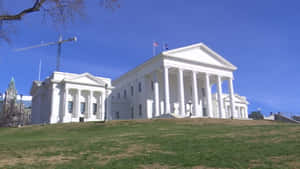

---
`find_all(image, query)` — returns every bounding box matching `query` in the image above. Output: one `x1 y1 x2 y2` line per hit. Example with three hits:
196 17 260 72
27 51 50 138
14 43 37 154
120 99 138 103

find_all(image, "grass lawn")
0 118 299 169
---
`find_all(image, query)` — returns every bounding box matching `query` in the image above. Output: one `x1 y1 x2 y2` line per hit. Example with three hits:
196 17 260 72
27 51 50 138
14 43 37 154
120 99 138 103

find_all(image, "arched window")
131 86 134 96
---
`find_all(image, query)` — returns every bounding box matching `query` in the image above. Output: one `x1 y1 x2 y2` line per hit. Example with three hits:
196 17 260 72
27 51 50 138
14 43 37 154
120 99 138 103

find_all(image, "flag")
153 41 159 47
152 41 159 56
164 43 169 50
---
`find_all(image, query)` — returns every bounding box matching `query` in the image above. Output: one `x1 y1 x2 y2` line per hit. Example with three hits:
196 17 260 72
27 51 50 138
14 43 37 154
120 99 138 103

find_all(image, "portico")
153 66 237 118
62 87 106 122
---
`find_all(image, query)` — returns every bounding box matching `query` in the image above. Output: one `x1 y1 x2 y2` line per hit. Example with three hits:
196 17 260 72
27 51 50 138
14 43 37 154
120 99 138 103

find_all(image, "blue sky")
0 0 299 115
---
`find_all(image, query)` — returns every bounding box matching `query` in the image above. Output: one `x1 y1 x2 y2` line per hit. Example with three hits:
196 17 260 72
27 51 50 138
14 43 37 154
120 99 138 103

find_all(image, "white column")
205 73 213 118
240 107 244 119
97 93 101 119
89 90 93 119
217 76 225 119
64 87 69 122
153 71 160 117
228 78 236 118
178 68 185 116
241 107 245 119
76 89 81 118
245 106 248 119
50 84 58 124
101 92 105 121
164 66 171 114
192 71 199 116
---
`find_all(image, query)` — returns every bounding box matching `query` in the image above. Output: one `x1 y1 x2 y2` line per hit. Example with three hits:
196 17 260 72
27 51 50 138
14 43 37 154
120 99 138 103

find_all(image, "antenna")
15 35 77 72
38 59 42 81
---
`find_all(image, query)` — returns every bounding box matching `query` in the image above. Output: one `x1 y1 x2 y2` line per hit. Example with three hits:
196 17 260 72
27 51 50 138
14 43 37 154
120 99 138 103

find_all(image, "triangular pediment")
162 43 237 70
65 73 106 86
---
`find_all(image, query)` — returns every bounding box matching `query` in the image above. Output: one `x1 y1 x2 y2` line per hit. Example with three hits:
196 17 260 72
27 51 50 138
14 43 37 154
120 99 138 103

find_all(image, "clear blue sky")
1 0 299 115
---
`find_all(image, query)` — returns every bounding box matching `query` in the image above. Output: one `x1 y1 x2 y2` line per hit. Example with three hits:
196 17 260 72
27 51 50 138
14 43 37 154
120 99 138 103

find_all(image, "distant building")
292 116 300 122
0 78 31 127
0 94 32 110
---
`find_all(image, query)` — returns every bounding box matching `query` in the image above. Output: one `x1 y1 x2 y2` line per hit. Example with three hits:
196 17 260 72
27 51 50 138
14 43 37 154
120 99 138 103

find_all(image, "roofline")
112 54 163 84
162 42 205 55
53 71 111 81
113 42 238 84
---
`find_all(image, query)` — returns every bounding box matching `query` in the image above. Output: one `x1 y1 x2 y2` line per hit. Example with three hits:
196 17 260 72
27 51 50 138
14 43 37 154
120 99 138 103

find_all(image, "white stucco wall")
31 72 112 124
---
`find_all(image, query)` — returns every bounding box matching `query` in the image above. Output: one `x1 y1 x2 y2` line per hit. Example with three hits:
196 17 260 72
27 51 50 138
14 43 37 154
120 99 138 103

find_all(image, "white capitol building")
30 43 249 124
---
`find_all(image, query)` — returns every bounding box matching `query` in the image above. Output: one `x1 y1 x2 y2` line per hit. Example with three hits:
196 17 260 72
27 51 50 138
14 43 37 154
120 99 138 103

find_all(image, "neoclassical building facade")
30 72 112 124
111 43 248 120
31 43 249 124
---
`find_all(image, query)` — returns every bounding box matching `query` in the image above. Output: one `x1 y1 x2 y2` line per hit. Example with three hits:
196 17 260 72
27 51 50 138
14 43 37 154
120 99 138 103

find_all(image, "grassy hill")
0 118 299 169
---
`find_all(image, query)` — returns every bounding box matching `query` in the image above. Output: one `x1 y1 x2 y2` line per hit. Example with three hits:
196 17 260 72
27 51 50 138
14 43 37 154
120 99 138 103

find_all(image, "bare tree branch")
0 0 46 21
0 0 120 43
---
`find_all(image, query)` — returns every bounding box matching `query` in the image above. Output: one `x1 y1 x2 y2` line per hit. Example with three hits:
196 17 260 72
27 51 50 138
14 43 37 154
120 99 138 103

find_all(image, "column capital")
226 76 234 81
204 72 211 76
191 70 198 74
217 75 225 82
64 84 68 90
177 67 184 72
163 65 171 69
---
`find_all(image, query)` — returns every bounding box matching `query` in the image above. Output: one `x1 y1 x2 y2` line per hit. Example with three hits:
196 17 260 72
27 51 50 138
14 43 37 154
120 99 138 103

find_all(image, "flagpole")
153 40 155 56
38 59 42 81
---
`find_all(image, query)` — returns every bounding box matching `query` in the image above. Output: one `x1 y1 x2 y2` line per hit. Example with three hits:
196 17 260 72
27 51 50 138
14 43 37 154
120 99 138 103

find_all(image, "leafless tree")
0 0 120 43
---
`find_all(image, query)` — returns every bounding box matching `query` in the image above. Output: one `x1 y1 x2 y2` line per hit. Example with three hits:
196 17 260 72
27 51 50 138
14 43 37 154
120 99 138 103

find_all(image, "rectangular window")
139 104 142 116
117 92 120 99
124 90 127 99
130 86 134 96
151 81 154 91
93 103 97 115
138 82 142 93
116 112 120 119
68 101 73 113
80 102 86 114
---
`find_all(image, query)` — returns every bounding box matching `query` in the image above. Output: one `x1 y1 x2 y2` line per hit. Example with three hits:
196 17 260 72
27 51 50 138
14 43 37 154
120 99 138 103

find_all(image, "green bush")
249 111 264 120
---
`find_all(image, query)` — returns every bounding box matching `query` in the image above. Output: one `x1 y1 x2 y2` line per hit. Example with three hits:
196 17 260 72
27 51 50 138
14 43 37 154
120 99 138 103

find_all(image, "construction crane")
15 35 77 71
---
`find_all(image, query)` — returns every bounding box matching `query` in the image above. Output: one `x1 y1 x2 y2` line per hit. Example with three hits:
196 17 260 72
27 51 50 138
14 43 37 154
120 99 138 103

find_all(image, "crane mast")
15 35 77 71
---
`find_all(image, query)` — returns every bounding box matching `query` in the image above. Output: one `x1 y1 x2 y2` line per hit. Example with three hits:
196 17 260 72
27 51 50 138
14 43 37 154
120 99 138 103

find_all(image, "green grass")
0 118 299 169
